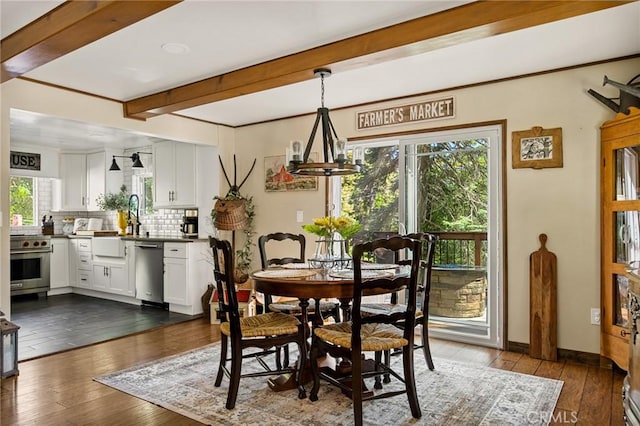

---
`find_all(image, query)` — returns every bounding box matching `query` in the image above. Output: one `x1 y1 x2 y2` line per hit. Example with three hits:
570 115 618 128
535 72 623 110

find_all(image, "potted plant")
96 184 130 235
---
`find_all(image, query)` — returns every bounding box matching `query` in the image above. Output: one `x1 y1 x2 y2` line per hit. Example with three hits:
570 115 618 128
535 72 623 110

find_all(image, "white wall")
1 78 224 318
234 57 640 354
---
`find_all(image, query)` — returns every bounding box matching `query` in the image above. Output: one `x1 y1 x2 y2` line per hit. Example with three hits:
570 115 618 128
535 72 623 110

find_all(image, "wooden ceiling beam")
123 0 631 120
1 0 181 83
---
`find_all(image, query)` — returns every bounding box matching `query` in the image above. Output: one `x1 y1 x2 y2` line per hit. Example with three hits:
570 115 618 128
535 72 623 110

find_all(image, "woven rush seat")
269 299 339 315
220 312 301 338
314 322 408 351
361 303 423 318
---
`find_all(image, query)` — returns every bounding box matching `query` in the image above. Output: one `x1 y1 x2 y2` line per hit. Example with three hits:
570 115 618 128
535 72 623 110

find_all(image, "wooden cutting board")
529 233 558 361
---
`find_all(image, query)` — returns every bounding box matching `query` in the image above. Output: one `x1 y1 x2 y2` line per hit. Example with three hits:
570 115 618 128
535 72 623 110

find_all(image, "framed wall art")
512 126 563 169
264 154 318 192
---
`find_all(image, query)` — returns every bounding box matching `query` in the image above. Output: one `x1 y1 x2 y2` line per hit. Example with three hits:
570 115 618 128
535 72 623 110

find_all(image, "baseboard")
507 341 602 368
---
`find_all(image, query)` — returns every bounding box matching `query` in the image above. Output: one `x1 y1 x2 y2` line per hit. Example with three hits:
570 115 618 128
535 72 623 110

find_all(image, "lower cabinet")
163 242 211 315
50 238 69 290
92 262 130 295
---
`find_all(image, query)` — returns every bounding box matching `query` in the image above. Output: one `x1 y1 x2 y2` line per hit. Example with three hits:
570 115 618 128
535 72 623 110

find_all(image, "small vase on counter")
117 211 127 236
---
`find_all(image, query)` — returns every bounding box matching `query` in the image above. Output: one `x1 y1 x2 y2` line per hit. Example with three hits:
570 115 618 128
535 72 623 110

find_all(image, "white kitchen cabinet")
153 141 196 208
75 238 93 289
58 153 87 210
56 150 123 211
92 262 128 295
163 242 211 314
86 150 123 211
68 239 78 286
50 238 69 290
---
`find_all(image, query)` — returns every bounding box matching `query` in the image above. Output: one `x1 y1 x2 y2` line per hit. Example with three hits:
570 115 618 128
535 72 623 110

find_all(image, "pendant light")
286 68 363 176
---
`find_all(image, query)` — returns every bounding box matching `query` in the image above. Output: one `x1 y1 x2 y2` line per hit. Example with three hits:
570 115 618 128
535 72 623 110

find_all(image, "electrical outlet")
591 308 601 325
296 210 304 223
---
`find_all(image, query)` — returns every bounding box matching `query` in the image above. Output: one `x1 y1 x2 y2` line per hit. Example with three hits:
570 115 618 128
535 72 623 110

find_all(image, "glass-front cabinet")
601 108 640 371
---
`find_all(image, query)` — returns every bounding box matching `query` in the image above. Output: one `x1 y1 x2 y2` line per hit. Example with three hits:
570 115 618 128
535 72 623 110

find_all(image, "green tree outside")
10 176 35 225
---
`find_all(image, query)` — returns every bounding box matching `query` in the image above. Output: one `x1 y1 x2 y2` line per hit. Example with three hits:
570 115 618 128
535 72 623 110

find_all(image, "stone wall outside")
430 267 487 318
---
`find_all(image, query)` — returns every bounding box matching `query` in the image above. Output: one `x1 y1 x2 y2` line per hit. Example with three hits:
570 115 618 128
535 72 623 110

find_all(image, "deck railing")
364 231 487 267
429 231 487 267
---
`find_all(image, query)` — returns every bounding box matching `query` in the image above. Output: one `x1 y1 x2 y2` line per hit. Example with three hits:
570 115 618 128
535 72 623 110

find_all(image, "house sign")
10 151 41 171
356 96 455 130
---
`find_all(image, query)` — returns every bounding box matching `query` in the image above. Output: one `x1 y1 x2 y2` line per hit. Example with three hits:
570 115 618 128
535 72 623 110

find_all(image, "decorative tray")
253 269 316 278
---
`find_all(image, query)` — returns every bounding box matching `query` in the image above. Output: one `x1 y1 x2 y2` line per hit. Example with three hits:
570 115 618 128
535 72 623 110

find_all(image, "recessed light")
161 42 190 55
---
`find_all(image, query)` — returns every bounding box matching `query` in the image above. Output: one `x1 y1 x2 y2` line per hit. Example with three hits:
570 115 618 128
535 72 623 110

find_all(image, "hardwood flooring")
1 319 625 425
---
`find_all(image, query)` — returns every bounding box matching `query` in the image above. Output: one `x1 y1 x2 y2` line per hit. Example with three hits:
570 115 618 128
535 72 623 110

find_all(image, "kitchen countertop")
53 234 207 243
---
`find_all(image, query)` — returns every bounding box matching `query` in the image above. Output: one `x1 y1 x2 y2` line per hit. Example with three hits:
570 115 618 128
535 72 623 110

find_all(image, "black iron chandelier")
286 68 363 176
109 152 152 171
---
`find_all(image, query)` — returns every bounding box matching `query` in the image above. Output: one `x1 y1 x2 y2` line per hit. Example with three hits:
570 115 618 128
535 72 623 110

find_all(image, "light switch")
296 210 304 223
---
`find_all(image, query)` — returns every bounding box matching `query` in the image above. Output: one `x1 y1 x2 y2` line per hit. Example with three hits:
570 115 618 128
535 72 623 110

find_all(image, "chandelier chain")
321 73 325 108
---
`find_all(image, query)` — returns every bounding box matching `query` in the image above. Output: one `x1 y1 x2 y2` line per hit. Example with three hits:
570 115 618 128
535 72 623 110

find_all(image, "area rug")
95 343 563 425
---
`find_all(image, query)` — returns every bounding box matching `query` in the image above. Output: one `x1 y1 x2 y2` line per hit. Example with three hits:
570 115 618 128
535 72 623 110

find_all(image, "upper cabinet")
55 150 123 211
153 141 196 208
87 150 123 210
58 153 87 210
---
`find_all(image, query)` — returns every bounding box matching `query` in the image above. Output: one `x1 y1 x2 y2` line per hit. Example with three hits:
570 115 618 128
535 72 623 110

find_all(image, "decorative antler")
218 155 256 196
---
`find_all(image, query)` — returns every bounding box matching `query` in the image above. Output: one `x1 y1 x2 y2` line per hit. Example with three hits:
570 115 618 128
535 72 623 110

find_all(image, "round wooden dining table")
250 266 397 392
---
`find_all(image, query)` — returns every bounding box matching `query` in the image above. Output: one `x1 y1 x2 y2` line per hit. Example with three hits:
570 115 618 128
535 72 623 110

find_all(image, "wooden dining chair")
361 232 438 378
309 236 422 426
258 232 341 323
209 236 307 409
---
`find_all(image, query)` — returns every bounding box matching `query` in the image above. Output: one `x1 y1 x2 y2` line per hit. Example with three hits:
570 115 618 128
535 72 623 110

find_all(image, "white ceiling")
2 0 640 150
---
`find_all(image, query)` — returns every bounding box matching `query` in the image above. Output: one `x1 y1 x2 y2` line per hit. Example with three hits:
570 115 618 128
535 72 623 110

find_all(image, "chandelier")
286 68 363 176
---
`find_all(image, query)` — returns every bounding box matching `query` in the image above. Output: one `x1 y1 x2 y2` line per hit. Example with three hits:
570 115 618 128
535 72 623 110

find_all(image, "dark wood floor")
0 318 626 425
11 293 195 361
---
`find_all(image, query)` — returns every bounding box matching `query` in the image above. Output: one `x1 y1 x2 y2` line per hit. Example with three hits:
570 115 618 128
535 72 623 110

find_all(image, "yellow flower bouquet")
302 216 361 240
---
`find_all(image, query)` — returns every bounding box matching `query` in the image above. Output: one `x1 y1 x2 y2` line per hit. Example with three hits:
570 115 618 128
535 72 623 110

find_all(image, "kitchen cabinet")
163 242 211 315
75 238 93 289
92 262 128 294
153 141 196 208
601 107 640 371
86 150 123 211
50 238 69 290
55 151 123 211
58 153 87 210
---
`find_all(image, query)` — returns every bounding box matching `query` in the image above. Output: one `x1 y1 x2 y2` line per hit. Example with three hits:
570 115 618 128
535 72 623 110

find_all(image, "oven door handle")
11 249 52 255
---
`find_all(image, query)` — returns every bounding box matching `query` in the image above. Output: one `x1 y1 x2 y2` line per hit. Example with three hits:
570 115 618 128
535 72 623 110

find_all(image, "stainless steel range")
10 235 52 296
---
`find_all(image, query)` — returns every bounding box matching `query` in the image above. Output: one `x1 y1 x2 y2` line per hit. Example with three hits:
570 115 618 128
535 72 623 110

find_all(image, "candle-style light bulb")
335 139 346 163
354 146 364 166
291 140 302 162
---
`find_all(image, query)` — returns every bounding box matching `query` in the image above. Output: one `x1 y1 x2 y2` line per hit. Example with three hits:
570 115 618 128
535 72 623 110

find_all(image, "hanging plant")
211 155 257 283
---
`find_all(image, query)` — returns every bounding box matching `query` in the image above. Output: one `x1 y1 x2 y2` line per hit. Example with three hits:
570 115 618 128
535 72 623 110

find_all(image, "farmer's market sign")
356 96 455 130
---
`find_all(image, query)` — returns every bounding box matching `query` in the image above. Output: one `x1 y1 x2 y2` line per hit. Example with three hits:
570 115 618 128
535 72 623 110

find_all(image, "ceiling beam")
123 0 631 120
1 0 181 83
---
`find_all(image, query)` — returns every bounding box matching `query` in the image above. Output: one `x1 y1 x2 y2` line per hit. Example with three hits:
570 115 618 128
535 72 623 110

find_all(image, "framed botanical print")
512 126 563 169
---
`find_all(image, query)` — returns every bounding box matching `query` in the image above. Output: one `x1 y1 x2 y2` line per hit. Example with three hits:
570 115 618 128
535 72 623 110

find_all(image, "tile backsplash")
10 177 186 236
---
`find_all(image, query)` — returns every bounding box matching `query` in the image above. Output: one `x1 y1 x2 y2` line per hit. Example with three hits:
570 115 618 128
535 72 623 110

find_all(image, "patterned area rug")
95 343 562 425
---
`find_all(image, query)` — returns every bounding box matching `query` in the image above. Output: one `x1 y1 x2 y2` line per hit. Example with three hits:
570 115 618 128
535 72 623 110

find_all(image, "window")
10 176 37 226
132 174 154 215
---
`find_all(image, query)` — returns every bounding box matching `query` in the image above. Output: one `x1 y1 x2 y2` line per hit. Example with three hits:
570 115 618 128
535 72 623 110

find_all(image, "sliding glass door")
337 124 503 348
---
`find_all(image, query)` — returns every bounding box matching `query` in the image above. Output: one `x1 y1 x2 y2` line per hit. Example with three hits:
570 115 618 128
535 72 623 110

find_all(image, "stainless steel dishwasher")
135 241 166 306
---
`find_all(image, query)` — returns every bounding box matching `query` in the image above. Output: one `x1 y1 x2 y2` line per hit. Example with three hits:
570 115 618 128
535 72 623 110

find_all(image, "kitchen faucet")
128 194 141 236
